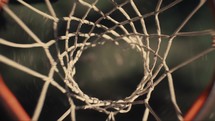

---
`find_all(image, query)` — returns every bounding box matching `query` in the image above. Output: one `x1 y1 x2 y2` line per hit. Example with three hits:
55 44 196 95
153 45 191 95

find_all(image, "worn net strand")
0 0 214 121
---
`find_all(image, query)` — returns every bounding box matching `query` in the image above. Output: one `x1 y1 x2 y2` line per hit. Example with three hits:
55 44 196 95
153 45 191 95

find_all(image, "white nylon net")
0 0 215 120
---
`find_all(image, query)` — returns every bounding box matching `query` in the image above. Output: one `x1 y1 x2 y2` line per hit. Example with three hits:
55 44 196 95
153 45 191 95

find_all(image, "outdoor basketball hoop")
0 0 215 121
